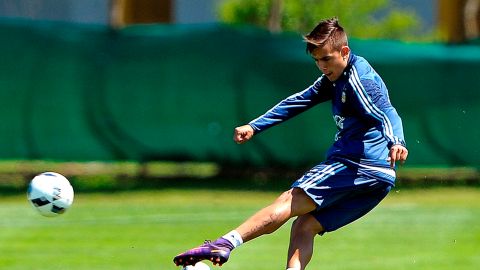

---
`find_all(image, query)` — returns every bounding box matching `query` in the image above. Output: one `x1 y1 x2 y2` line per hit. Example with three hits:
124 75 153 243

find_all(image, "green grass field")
0 187 479 269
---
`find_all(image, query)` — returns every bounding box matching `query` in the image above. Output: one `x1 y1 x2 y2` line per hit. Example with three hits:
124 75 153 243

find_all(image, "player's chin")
325 72 339 81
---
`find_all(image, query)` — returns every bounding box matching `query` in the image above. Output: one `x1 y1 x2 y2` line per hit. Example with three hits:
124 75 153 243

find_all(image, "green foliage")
218 0 424 40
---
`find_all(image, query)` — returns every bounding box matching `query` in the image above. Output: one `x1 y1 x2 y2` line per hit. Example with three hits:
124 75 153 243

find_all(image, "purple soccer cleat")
173 238 233 267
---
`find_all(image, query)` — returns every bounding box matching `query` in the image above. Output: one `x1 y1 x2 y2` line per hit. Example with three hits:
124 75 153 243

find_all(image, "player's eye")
313 56 330 62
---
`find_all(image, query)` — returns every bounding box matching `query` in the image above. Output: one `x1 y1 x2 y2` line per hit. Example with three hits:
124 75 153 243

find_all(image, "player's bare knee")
276 189 294 203
275 188 307 203
271 190 294 212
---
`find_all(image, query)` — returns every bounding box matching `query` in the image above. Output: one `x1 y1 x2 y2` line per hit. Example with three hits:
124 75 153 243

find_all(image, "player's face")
311 44 350 82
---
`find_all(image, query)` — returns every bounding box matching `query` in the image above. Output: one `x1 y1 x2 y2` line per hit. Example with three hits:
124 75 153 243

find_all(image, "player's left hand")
388 144 408 168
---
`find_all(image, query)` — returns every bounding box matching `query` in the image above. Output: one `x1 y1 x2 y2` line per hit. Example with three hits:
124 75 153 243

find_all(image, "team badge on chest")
341 91 346 103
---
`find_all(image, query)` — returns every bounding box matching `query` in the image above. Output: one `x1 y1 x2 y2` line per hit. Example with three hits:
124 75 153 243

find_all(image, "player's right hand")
233 124 254 144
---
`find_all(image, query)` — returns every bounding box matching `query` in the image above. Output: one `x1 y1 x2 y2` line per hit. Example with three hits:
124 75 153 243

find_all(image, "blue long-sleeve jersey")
249 53 406 171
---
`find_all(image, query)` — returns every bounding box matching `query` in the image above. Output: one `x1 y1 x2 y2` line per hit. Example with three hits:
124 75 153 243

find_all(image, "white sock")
286 268 300 270
221 230 243 248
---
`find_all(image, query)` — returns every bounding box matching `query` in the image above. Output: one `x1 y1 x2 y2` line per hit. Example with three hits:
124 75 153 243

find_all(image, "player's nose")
316 62 327 71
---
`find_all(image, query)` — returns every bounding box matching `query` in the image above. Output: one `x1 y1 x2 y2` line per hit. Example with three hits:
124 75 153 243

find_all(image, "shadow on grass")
0 165 298 195
1 164 479 196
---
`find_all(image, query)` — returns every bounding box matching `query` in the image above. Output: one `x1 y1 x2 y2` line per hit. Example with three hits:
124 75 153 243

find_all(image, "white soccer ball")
27 172 74 217
182 262 210 270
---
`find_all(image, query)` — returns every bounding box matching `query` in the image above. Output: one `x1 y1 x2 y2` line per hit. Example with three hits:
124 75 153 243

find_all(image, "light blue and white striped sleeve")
349 66 406 148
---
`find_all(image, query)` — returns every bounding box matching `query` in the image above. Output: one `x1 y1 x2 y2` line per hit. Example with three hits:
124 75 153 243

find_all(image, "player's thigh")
273 188 317 217
313 181 392 233
290 187 318 216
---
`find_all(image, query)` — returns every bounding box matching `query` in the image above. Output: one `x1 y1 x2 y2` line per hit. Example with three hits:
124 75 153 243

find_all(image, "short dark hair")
304 17 348 54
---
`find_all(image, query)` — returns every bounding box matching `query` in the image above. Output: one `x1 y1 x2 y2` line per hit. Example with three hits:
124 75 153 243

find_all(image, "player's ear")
340 46 350 59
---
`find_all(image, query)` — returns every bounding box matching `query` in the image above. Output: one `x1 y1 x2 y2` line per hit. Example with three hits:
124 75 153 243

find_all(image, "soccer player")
173 17 408 270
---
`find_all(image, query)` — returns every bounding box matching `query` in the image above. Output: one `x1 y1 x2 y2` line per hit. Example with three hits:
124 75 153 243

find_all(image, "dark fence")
1 19 479 168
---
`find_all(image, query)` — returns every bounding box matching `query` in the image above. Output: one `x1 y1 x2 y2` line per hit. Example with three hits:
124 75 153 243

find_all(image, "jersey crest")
333 115 345 129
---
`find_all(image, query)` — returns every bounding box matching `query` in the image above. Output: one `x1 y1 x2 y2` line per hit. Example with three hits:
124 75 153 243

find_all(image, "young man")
173 17 408 270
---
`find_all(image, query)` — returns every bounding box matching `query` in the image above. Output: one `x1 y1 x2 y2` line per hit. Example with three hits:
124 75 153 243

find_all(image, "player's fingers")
234 125 254 144
389 148 398 168
242 133 253 143
234 131 248 144
400 148 408 164
389 159 395 168
234 135 245 144
402 148 409 160
236 136 246 144
233 128 244 143
396 150 402 162
389 157 395 168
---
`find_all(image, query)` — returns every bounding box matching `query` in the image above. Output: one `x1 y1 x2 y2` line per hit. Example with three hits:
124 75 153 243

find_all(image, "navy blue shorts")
291 160 393 233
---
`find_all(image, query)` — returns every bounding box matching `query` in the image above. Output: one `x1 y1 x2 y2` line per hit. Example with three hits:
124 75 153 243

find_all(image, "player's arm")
247 76 331 135
383 107 408 167
350 78 408 167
